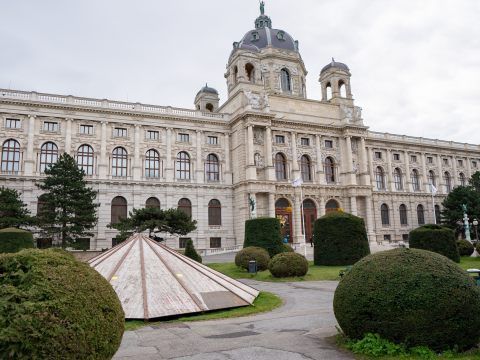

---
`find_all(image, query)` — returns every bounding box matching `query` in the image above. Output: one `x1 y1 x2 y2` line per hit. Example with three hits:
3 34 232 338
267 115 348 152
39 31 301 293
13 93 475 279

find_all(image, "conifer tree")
184 238 202 263
0 186 32 229
35 153 98 247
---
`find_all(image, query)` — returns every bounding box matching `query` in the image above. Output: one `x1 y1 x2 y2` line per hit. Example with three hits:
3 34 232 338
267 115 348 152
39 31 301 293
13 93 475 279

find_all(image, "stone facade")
1 7 479 249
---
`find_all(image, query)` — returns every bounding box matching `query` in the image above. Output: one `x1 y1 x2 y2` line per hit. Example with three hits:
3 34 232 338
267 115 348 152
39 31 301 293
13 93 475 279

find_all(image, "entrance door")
303 199 317 244
275 198 293 243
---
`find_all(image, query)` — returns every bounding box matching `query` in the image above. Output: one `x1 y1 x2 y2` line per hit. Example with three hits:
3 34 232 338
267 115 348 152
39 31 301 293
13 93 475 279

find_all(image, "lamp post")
473 218 479 243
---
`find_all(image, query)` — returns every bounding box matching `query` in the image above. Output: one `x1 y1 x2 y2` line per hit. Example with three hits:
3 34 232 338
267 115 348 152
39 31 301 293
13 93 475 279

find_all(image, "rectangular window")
210 237 221 248
178 133 189 142
301 137 310 146
80 124 93 135
402 234 409 242
5 118 21 129
43 121 59 132
383 234 391 242
324 140 333 148
207 136 218 145
458 159 463 167
275 135 285 144
393 153 400 161
147 130 159 140
179 237 190 249
473 161 478 168
113 127 127 137
410 155 417 163
374 151 382 159
443 158 448 166
427 156 433 164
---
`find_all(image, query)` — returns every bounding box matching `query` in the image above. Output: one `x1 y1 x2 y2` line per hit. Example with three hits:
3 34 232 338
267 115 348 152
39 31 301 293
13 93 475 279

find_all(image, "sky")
1 0 479 143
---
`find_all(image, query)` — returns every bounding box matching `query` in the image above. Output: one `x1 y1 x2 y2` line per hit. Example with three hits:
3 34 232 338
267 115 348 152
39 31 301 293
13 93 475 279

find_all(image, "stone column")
224 133 231 184
315 135 324 184
132 124 141 180
318 196 326 216
365 196 376 242
405 150 411 192
24 115 36 175
466 156 472 179
386 149 393 191
293 193 303 244
246 125 256 179
420 153 427 191
98 121 108 178
166 128 173 181
367 147 375 188
291 132 299 181
452 155 457 187
350 196 358 215
196 130 203 183
359 137 369 186
344 136 355 185
265 127 274 180
437 153 443 194
268 192 275 217
64 118 72 155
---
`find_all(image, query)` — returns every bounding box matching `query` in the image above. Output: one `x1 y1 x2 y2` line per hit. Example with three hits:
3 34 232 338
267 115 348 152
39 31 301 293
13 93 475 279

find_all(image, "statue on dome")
260 1 265 15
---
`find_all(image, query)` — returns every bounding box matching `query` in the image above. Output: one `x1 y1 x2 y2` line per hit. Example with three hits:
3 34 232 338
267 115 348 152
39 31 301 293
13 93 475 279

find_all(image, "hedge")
313 212 370 265
0 227 34 253
234 246 270 271
244 217 283 257
409 224 460 262
0 248 124 358
268 252 308 278
334 248 480 351
457 239 474 256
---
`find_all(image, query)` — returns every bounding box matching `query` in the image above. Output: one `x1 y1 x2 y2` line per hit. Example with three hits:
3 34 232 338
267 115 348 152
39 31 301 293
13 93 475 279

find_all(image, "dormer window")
251 31 259 41
276 31 285 41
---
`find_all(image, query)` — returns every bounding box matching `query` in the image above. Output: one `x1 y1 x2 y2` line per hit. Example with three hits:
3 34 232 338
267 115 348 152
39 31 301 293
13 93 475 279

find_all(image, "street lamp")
473 218 479 243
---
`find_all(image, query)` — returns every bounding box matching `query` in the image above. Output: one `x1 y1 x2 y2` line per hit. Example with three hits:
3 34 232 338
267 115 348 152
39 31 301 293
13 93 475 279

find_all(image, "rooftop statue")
260 1 265 15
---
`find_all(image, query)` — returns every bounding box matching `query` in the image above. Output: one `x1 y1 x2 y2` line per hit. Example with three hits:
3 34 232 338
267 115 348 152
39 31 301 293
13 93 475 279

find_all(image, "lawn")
124 291 282 331
208 261 345 281
458 256 480 270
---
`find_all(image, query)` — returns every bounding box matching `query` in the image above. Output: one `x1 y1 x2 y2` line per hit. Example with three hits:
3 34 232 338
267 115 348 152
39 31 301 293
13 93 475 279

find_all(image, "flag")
430 184 437 195
292 177 303 187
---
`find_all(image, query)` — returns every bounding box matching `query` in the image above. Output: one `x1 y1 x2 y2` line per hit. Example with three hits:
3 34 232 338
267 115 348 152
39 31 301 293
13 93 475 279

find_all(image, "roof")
238 27 298 52
88 234 259 320
196 84 218 97
321 59 350 74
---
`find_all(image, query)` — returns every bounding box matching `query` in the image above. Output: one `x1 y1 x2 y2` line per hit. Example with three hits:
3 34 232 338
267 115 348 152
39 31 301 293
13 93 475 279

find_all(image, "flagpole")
300 185 307 257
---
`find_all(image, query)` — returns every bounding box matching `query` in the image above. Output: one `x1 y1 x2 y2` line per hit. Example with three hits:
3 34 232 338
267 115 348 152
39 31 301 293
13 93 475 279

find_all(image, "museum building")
1 6 479 250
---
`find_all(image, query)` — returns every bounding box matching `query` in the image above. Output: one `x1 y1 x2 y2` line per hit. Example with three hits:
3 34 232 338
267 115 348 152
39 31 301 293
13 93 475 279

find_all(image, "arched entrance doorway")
275 198 293 243
325 199 340 213
302 199 317 244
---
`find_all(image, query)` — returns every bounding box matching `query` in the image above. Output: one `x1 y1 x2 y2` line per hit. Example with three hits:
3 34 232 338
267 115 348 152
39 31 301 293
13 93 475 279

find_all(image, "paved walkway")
114 280 353 360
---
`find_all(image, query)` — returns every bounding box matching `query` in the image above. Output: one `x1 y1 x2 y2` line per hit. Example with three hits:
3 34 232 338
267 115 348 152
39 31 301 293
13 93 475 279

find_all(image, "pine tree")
184 239 202 263
35 153 98 247
0 186 32 229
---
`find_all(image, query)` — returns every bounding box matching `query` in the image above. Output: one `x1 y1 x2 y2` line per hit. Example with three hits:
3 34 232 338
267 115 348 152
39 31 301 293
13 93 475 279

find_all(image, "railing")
369 131 480 150
201 244 243 256
0 88 227 121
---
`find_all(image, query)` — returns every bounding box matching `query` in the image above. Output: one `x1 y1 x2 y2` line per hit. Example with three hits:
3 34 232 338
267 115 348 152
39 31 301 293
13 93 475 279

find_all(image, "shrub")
268 252 308 278
235 246 270 271
244 217 283 257
313 212 370 265
409 224 460 262
334 248 480 351
281 243 294 253
0 227 34 253
0 248 124 358
457 239 474 256
184 239 202 263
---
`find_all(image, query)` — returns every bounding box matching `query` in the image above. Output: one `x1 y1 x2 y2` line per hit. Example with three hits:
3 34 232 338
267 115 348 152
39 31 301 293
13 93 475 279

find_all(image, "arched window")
275 153 287 180
205 103 214 112
39 142 58 173
375 166 386 190
381 204 390 226
434 204 441 224
325 199 340 213
112 147 128 177
399 204 408 225
145 197 160 209
411 169 420 191
111 196 127 224
325 157 335 183
208 199 221 226
339 80 347 97
37 193 49 216
206 153 220 181
300 155 312 182
176 152 190 180
444 172 451 193
275 198 290 208
234 66 238 83
1 139 21 173
76 144 94 175
178 198 192 218
428 170 436 187
245 63 255 83
394 168 403 190
459 172 466 186
326 82 332 100
417 204 425 225
280 68 291 92
145 149 160 178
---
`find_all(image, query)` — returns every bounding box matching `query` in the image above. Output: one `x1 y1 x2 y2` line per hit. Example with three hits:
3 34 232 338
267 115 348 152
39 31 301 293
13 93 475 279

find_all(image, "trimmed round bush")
235 246 270 271
281 243 294 253
313 212 370 265
409 224 460 262
244 217 283 256
268 252 308 278
0 227 34 253
457 239 474 256
334 248 480 351
0 248 124 358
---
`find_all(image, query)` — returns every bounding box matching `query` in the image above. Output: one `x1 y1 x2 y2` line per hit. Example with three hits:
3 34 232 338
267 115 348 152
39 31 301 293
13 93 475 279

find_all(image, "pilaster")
165 128 173 182
98 121 108 178
24 115 36 175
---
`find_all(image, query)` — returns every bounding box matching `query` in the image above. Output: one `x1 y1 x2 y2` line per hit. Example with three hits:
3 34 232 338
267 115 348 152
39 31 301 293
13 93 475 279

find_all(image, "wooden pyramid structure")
88 234 259 320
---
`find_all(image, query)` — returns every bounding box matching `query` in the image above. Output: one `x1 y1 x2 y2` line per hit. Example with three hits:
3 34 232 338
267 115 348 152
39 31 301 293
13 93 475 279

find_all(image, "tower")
319 58 353 105
194 84 219 112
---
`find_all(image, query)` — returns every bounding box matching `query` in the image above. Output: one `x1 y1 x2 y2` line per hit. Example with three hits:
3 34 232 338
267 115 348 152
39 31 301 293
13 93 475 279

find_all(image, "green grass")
459 256 480 270
208 261 344 281
124 291 282 331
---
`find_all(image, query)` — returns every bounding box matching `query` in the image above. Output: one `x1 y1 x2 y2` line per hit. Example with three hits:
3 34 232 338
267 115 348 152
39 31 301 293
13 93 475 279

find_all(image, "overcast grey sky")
2 1 479 143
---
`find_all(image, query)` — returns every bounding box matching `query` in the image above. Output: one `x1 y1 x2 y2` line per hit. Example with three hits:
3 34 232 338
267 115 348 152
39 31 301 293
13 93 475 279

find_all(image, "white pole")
300 186 307 257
